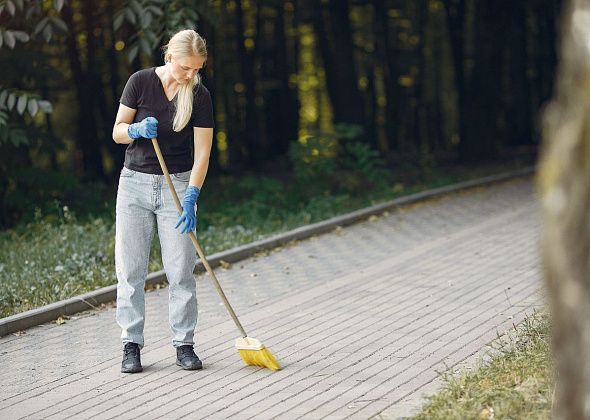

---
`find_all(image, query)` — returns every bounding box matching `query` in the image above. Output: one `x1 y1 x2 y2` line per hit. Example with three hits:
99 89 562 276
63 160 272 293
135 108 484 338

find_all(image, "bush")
289 123 388 196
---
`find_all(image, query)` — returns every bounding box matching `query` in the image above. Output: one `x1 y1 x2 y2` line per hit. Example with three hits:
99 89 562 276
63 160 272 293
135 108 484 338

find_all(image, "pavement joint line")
152 248 536 420
31 210 532 420
37 257 458 419
0 179 539 420
1 260 444 414
5 202 536 418
186 228 540 418
0 167 534 337
299 295 538 420
206 271 536 420
1 240 454 408
91 271 454 419
127 207 536 404
1 233 536 414
341 298 538 419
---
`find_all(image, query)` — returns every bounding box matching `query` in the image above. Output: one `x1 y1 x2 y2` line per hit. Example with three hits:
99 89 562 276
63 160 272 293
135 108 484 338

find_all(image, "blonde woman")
112 29 213 373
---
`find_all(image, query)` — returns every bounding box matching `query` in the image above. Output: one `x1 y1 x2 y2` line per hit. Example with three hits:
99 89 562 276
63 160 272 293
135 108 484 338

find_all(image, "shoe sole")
176 360 203 370
121 366 143 373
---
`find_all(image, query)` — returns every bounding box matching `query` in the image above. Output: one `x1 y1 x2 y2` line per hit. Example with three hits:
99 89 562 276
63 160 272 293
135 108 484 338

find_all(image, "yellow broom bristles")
238 347 281 371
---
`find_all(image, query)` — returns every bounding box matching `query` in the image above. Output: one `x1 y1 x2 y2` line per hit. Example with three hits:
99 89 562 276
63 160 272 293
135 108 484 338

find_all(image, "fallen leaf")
479 406 494 419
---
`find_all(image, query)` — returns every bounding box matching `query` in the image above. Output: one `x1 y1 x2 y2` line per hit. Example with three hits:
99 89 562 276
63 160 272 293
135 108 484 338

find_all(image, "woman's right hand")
127 117 158 140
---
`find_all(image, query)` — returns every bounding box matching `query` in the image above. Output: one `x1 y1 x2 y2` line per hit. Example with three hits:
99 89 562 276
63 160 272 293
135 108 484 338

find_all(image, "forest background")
0 0 560 227
0 0 560 316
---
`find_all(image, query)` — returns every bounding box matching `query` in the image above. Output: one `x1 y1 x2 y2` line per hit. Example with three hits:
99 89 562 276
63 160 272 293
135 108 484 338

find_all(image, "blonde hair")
163 29 207 132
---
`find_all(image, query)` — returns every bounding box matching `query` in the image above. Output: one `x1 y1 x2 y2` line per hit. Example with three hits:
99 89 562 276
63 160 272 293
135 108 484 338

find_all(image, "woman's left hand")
175 186 200 234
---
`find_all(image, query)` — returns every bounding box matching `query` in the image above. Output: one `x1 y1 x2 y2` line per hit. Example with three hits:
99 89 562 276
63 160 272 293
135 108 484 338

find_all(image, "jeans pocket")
171 171 191 182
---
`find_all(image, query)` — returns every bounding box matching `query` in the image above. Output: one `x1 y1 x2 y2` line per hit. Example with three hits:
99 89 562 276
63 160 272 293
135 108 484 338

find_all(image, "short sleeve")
120 72 140 109
192 84 215 128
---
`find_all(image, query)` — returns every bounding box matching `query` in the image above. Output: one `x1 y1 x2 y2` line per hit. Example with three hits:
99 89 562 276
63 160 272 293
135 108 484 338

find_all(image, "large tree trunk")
539 1 590 418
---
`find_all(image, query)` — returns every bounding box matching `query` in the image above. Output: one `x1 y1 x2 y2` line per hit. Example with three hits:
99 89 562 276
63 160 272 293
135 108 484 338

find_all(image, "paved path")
0 178 542 419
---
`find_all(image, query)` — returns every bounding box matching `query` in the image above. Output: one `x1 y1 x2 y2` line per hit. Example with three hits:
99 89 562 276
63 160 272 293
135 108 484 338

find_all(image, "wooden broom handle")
151 138 248 338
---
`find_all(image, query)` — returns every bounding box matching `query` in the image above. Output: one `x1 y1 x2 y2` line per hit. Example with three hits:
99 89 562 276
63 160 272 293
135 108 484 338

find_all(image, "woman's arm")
190 127 214 188
112 104 137 144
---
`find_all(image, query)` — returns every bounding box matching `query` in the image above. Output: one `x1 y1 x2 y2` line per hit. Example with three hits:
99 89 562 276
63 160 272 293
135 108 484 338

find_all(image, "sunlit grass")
410 312 552 420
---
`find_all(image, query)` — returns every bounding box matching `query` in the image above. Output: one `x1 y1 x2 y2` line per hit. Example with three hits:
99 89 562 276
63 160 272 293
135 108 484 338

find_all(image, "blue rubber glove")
175 186 200 234
128 117 158 140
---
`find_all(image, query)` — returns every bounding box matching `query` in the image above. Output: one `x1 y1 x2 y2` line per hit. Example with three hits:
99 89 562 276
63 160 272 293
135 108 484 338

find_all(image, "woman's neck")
156 65 179 90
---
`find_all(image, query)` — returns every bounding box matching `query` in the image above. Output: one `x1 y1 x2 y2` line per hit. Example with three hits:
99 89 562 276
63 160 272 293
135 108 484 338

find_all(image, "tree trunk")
235 0 261 166
273 0 299 157
373 0 403 152
442 0 466 153
106 0 125 175
459 0 502 161
415 0 431 159
539 1 590 418
313 0 366 131
504 2 533 147
432 4 445 153
62 0 104 179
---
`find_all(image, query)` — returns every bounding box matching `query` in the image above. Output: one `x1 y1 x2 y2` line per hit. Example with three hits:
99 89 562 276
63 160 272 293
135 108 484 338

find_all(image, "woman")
112 29 214 373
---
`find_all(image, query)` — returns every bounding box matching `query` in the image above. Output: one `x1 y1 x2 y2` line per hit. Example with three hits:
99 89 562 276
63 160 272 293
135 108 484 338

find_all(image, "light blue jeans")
115 167 197 348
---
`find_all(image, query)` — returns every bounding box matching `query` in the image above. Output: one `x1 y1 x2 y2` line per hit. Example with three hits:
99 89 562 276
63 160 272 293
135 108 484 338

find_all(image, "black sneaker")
121 342 143 373
176 345 203 370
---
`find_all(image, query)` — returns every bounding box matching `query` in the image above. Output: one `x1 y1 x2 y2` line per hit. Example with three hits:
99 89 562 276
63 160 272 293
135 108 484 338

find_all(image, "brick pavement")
0 178 542 419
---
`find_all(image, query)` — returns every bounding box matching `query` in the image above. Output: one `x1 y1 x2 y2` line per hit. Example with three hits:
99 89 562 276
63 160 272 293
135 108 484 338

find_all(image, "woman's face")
169 54 206 84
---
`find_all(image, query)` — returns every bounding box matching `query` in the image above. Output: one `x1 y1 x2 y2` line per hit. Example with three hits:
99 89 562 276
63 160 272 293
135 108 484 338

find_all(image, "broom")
151 138 280 371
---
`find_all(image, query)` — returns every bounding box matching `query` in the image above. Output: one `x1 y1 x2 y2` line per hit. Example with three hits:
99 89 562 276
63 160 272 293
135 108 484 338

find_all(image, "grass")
410 312 552 420
0 158 534 318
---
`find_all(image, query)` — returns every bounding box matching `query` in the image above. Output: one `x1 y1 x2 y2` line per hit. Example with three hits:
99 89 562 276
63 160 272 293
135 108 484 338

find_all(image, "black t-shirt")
119 67 214 174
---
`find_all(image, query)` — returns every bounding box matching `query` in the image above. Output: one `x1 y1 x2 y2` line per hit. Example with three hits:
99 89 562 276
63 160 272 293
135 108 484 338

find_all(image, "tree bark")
373 0 403 152
235 0 262 166
442 0 465 153
313 0 366 131
273 0 299 157
539 1 590 418
62 0 105 179
504 2 533 147
459 0 503 161
106 0 125 175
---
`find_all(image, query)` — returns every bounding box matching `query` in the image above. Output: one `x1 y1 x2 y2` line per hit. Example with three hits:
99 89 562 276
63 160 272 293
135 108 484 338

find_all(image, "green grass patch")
0 159 533 318
411 312 552 420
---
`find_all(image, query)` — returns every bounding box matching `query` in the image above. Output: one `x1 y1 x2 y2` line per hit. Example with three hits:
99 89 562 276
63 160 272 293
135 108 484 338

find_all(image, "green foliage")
114 0 214 64
289 123 388 195
0 0 65 134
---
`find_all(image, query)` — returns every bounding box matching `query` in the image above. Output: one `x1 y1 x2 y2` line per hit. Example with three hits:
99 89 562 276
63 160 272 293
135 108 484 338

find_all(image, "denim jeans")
115 166 197 348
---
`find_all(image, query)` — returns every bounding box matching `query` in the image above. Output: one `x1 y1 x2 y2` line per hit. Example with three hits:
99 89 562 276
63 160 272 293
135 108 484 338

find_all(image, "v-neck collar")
153 67 178 103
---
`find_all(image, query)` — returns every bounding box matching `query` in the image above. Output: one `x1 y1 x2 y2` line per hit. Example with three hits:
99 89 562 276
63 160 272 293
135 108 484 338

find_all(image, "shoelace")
178 347 197 358
124 345 139 356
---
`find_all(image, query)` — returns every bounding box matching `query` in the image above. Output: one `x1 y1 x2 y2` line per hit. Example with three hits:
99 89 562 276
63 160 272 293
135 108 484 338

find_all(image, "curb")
0 166 535 337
